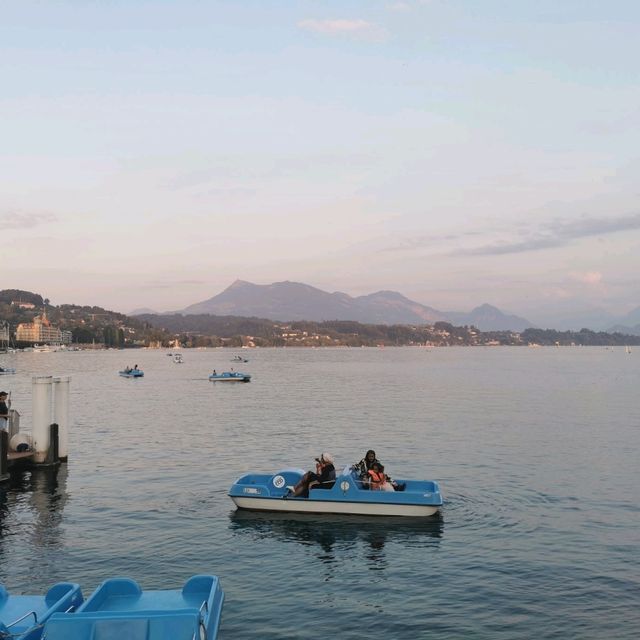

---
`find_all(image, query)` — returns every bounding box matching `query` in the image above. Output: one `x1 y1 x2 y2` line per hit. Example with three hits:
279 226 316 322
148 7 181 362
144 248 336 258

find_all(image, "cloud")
0 211 57 229
569 271 603 286
298 18 385 40
457 212 640 256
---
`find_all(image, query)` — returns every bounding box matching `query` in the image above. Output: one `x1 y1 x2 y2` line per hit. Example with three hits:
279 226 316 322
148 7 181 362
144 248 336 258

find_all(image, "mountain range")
130 280 640 333
132 280 534 331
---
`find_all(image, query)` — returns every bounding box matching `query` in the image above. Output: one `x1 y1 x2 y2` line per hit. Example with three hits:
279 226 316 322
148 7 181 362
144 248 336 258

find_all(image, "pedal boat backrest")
0 582 82 638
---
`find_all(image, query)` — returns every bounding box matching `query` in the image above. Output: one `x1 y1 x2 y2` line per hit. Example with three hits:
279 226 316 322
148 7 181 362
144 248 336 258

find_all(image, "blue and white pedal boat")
229 467 443 517
0 582 83 640
42 575 224 640
0 368 16 375
119 369 144 378
209 371 251 382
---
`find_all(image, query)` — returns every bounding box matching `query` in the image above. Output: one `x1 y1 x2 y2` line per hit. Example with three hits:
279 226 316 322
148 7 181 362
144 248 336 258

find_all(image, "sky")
1 0 639 323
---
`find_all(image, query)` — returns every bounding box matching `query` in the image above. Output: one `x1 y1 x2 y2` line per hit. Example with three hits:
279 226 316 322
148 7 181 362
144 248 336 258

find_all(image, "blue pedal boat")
0 368 16 375
0 582 83 640
119 369 144 378
209 371 251 382
229 466 443 517
42 575 224 640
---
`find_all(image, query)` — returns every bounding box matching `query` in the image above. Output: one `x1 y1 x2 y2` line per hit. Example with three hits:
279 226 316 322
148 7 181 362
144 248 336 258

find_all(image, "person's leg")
289 472 315 497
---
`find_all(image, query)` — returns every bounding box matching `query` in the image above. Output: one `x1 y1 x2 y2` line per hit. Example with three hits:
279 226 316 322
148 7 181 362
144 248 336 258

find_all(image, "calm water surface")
0 347 638 638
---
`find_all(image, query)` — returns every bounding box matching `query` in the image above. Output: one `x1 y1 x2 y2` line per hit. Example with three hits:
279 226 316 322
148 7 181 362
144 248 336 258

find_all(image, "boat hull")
229 468 442 518
209 372 250 382
231 495 440 517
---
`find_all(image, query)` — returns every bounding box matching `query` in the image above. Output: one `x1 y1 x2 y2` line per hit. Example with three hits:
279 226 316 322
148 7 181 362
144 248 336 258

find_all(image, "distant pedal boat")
42 575 224 640
229 467 442 517
209 371 251 382
119 369 144 378
0 368 16 375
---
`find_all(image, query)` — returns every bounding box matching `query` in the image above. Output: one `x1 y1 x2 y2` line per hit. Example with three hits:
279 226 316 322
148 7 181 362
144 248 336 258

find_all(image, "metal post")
8 408 20 441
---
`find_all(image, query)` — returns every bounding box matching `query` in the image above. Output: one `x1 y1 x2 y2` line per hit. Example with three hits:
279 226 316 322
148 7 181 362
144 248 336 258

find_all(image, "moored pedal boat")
209 371 251 382
42 575 224 640
229 467 442 517
0 368 16 375
0 582 83 640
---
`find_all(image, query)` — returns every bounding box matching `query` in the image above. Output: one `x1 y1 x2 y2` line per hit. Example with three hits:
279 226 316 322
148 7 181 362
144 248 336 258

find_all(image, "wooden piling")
0 430 8 482
45 423 60 467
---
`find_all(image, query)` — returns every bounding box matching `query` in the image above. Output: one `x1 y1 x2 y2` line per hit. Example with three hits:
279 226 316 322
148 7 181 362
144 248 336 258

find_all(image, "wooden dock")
7 450 35 462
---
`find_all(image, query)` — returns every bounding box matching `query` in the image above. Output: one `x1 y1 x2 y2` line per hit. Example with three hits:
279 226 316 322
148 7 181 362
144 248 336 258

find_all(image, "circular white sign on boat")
273 475 285 488
340 481 350 492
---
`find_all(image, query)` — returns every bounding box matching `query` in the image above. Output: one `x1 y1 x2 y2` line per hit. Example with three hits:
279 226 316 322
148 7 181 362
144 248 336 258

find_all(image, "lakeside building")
16 310 71 345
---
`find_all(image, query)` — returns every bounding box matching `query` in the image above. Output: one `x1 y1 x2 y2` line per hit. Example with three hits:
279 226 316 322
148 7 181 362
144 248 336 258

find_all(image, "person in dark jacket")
353 449 379 483
0 391 9 432
285 453 336 498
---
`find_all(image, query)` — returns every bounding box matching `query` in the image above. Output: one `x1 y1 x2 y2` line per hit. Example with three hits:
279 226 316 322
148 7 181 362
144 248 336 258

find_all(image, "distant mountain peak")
129 307 159 316
227 279 253 289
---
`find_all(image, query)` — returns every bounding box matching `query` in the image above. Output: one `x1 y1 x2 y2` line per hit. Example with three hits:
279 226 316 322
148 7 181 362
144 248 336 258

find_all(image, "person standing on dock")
0 391 9 432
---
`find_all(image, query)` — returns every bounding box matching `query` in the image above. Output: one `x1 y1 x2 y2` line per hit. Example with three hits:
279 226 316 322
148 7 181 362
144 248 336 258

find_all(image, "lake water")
0 347 638 639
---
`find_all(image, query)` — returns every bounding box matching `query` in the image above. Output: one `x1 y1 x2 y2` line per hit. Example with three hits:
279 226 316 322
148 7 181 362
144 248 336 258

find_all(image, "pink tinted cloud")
570 271 603 286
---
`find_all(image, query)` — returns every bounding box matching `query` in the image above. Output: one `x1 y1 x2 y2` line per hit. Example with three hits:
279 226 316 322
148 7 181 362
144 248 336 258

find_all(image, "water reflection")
0 466 68 549
229 510 443 571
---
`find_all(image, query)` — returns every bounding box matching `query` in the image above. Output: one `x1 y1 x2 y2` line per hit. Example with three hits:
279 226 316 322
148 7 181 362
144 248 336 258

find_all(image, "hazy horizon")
2 1 639 321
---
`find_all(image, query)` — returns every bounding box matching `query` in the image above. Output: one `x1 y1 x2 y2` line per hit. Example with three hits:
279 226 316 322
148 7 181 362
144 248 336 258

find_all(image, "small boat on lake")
231 355 248 362
42 575 224 640
0 367 16 375
209 371 251 382
0 581 83 640
32 344 58 353
173 353 184 364
229 466 442 517
119 367 144 378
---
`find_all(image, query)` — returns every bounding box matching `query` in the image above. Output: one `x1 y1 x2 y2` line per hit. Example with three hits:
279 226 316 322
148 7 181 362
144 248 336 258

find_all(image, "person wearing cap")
0 392 9 432
285 452 336 498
